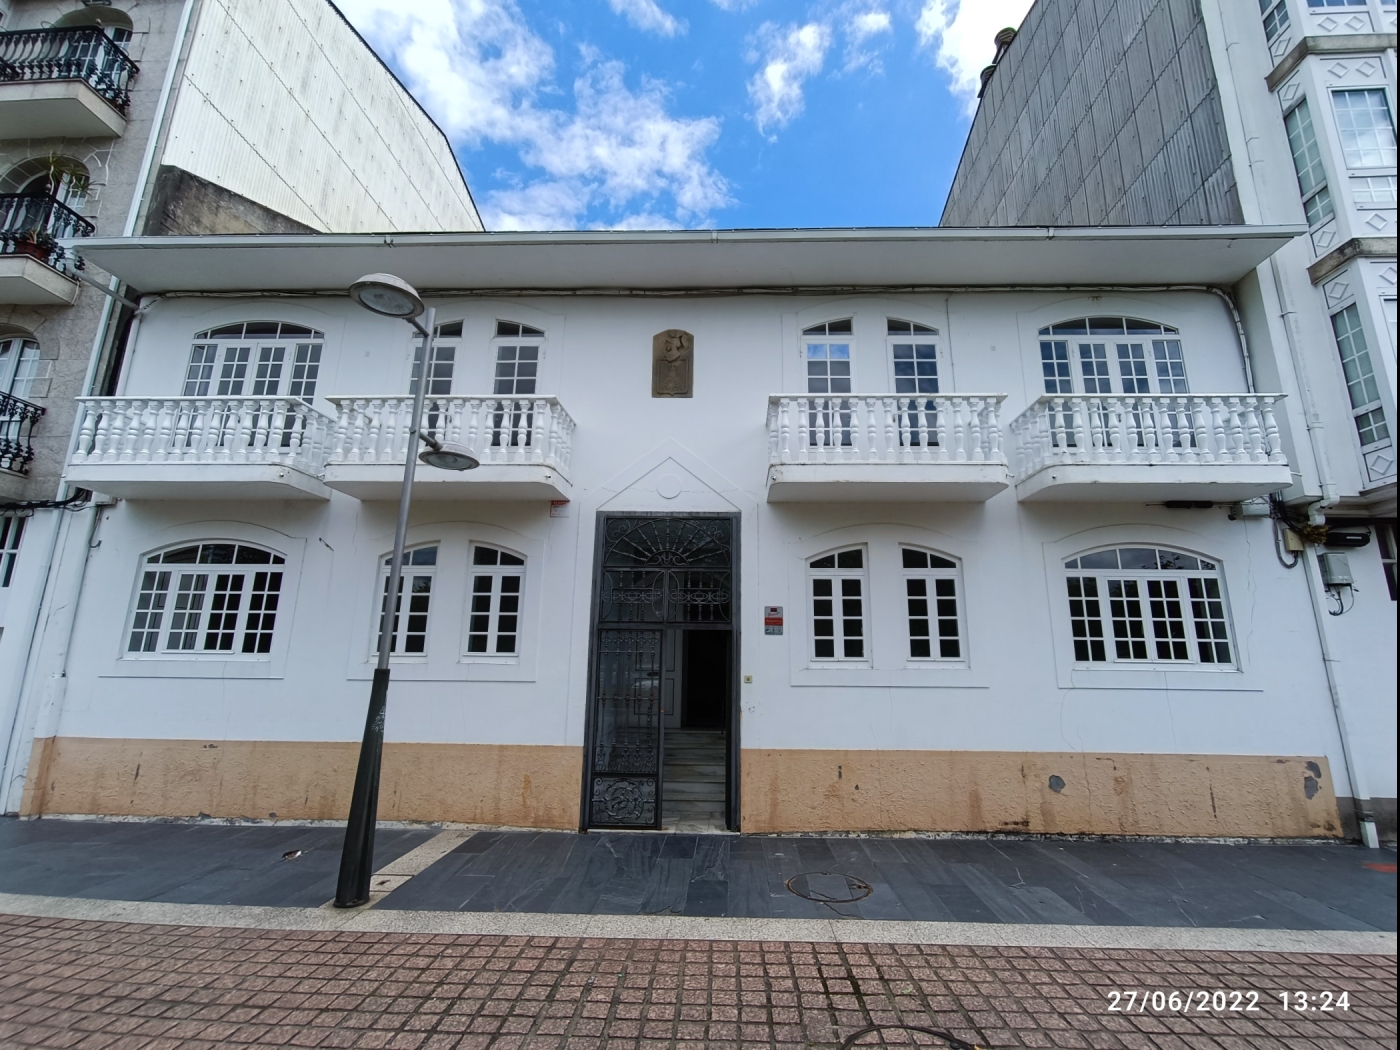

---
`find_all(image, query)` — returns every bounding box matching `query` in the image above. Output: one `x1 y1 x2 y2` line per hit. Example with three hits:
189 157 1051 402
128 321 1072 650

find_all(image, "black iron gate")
585 515 734 829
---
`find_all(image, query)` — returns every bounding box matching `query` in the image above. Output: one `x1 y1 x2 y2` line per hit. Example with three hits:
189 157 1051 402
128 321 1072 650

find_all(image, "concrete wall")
158 0 482 233
941 0 1244 227
142 165 316 235
10 289 1373 836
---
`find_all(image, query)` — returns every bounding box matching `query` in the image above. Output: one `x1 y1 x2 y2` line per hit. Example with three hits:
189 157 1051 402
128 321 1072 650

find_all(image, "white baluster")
1260 397 1286 464
1225 396 1246 463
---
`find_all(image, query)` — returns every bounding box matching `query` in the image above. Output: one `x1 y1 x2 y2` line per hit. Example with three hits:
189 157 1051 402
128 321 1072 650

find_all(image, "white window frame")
1330 302 1392 457
1036 318 1188 395
808 546 869 664
802 319 854 394
1063 546 1236 669
464 544 526 659
492 320 545 397
1331 88 1397 171
900 546 964 664
0 515 24 588
124 542 286 659
410 322 458 397
376 544 439 659
1284 98 1337 229
184 322 325 400
887 318 941 395
1259 0 1290 42
0 336 42 400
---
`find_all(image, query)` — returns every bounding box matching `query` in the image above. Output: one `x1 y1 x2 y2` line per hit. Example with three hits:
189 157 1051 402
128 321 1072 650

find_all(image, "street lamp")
335 274 478 908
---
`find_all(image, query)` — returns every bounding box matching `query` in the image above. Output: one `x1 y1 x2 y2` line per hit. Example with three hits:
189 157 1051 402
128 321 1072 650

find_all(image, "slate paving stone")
0 913 1393 1049
1 817 1395 934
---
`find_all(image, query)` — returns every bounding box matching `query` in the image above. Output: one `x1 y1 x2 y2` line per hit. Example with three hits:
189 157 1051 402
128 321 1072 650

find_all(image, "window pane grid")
1260 0 1289 41
466 546 526 655
410 345 455 396
891 342 939 394
217 346 250 396
0 515 24 588
1040 340 1073 393
806 342 851 394
127 544 284 656
288 344 322 401
1116 343 1151 393
493 344 540 396
1078 343 1112 393
810 549 865 661
183 345 217 396
1332 303 1390 448
1332 89 1398 169
378 545 438 656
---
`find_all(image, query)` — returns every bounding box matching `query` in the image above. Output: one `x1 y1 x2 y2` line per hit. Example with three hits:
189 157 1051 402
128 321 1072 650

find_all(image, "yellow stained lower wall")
22 738 1343 838
21 737 582 829
741 750 1343 838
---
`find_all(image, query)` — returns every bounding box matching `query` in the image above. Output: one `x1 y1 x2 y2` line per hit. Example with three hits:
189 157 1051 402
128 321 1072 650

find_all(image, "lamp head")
418 441 479 471
349 273 424 319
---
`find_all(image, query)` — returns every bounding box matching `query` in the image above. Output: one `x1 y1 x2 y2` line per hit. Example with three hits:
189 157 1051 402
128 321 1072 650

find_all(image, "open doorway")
661 629 731 829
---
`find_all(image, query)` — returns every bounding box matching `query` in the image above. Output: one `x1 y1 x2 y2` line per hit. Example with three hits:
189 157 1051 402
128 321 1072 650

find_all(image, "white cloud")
916 0 1035 114
607 0 685 37
709 0 757 10
746 21 833 137
843 8 891 72
336 0 729 230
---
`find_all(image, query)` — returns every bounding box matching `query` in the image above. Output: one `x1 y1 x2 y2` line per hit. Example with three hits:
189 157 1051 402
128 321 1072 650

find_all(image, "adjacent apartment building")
0 0 481 810
9 225 1374 843
943 0 1396 841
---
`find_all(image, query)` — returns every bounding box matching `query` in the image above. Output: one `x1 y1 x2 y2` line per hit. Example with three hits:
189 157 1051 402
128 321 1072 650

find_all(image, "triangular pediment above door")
597 454 741 514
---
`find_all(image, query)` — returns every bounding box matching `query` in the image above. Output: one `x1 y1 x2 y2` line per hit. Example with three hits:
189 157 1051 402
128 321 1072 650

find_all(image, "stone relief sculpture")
651 329 693 397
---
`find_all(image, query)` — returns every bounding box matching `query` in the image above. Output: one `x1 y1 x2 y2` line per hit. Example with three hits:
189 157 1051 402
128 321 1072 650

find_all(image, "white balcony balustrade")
67 396 335 499
322 395 576 500
766 394 1011 502
1009 394 1292 502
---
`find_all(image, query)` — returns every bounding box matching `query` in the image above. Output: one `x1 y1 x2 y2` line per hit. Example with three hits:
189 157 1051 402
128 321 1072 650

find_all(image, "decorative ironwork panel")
591 629 663 827
599 569 666 622
668 569 732 623
602 517 731 569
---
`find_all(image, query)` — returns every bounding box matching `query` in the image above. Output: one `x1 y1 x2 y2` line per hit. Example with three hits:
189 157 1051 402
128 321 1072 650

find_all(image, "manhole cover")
785 871 872 903
841 1025 979 1048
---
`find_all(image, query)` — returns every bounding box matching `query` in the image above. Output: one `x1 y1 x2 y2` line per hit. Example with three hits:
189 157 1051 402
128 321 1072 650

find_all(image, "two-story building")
10 225 1369 841
0 0 482 809
942 0 1397 844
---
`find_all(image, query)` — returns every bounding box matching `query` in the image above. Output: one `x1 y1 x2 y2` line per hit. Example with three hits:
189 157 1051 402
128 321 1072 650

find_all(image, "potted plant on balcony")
9 228 57 264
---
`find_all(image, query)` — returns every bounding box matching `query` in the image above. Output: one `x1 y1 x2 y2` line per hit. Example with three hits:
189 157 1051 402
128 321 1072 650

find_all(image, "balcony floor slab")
322 463 572 501
0 255 79 305
65 463 330 501
766 462 1010 502
0 80 127 139
1014 462 1294 503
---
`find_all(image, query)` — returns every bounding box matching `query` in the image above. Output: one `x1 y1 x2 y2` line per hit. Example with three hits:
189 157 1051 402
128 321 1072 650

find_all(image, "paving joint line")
1 891 1393 954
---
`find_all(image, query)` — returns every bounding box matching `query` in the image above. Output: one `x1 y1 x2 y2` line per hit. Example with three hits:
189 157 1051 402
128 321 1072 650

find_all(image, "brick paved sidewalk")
0 913 1394 1050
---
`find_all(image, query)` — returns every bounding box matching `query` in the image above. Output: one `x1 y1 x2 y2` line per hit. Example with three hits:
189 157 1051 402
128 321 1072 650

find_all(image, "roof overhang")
68 226 1304 296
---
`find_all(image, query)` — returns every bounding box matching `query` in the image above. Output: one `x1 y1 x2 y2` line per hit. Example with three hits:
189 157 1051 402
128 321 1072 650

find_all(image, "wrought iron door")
586 516 733 829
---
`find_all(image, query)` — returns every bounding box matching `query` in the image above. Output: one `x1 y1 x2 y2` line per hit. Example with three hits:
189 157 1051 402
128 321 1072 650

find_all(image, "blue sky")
337 0 1035 231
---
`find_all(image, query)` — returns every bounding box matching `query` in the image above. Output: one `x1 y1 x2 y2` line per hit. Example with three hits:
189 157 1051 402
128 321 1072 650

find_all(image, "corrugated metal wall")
160 0 481 233
941 0 1243 228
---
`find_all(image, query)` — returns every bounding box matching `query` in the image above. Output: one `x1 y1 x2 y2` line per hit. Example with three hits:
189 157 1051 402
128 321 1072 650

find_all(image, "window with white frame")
184 323 325 400
1284 100 1336 227
1259 0 1289 41
1330 303 1390 452
467 545 525 655
1306 0 1365 6
1037 318 1187 394
0 515 23 587
1378 521 1397 601
889 319 940 447
809 548 867 661
1351 174 1397 207
1064 547 1233 667
803 319 853 393
377 545 438 655
410 322 458 397
1332 89 1397 170
901 547 962 661
0 335 42 400
127 543 285 656
493 321 543 396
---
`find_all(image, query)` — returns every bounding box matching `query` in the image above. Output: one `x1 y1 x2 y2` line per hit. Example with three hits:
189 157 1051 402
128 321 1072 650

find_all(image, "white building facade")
7 228 1370 840
942 0 1397 842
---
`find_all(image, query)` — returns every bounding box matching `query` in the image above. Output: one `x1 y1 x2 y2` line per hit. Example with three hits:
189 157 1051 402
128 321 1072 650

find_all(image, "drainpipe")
1205 286 1256 393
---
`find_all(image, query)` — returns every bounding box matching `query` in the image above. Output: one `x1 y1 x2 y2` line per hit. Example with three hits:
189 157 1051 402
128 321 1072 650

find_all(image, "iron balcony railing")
0 194 95 276
0 390 45 476
0 26 139 112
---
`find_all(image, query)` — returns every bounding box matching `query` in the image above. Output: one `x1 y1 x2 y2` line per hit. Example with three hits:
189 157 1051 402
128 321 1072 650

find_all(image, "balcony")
322 396 576 501
66 397 335 500
766 394 1010 502
0 390 44 476
0 27 137 138
1009 394 1292 502
1 194 95 305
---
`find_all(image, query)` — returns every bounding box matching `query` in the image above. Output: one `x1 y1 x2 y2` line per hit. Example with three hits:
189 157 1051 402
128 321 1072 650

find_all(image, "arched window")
185 322 325 401
377 545 438 655
901 547 962 661
802 319 852 394
492 320 543 396
128 542 285 656
3 157 90 209
0 331 42 400
411 320 460 397
808 547 866 661
52 6 134 42
1064 547 1233 667
1037 317 1187 396
467 544 526 655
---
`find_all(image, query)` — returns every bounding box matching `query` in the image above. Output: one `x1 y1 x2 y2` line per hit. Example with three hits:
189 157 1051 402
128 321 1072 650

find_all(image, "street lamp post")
336 274 478 908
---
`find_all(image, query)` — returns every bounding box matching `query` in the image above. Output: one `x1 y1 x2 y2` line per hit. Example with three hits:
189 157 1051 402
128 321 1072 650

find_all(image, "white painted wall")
160 0 481 232
40 290 1392 807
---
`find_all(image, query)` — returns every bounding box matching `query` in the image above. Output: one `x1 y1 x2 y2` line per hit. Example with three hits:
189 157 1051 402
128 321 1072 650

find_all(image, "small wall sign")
764 606 783 635
549 500 570 517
